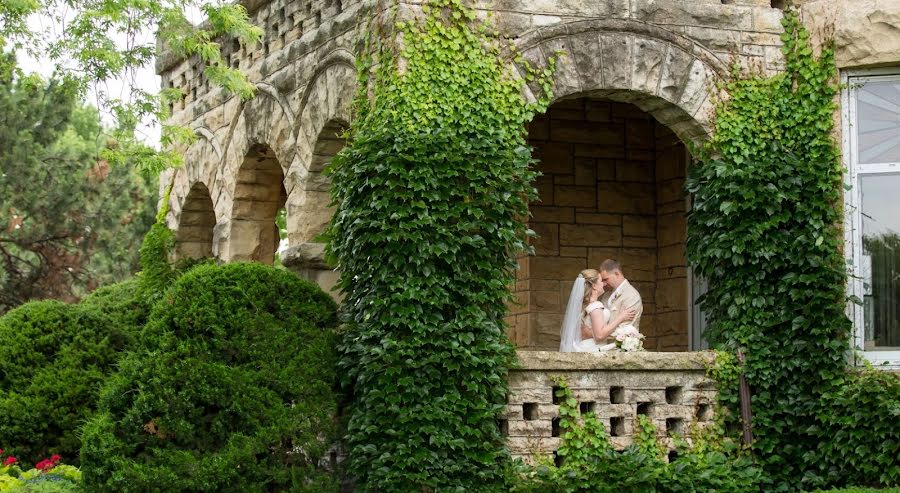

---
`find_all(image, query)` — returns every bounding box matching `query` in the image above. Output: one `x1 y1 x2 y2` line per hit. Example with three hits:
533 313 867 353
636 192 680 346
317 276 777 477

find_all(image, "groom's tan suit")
601 279 644 331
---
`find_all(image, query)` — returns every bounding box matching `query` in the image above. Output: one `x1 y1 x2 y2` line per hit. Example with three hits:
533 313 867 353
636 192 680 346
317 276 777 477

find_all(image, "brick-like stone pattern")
505 351 719 464
508 98 688 351
156 0 786 306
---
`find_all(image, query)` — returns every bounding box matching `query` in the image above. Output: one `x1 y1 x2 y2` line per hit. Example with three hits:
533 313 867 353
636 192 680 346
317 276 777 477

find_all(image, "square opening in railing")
579 401 596 415
665 386 683 404
610 386 625 404
666 418 684 437
609 416 625 437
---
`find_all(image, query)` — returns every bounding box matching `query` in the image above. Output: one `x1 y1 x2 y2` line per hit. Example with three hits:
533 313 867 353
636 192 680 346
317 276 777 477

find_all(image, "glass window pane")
856 79 900 164
861 174 900 350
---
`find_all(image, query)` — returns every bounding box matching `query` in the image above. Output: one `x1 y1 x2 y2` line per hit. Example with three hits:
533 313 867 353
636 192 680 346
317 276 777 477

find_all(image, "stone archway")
280 56 355 300
507 23 722 351
227 143 286 264
174 182 217 260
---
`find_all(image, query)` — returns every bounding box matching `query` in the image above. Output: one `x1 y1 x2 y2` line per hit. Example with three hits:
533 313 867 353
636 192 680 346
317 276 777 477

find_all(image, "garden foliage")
80 263 339 492
0 301 132 465
686 11 898 491
0 451 81 493
324 0 554 490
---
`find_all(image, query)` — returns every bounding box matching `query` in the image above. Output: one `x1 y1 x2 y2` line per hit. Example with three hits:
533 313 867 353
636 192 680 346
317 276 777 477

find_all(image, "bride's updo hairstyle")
580 268 599 304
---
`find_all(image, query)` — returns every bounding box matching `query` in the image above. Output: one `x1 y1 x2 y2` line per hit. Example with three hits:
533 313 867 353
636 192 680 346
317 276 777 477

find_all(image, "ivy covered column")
324 0 553 490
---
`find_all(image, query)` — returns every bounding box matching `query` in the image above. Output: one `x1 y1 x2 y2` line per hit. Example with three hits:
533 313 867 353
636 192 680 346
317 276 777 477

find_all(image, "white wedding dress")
560 277 621 353
572 301 615 352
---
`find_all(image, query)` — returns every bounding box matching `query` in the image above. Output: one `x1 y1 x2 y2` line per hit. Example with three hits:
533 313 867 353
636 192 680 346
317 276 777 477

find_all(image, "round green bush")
80 263 339 492
0 300 131 465
79 279 149 334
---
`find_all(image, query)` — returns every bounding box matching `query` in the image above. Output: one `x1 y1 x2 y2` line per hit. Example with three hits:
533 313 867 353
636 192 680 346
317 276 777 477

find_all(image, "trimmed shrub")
0 301 131 465
79 279 148 334
80 263 339 492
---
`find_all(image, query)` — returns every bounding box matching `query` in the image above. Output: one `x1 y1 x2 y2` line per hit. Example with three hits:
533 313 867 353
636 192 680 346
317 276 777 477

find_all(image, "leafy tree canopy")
0 0 262 174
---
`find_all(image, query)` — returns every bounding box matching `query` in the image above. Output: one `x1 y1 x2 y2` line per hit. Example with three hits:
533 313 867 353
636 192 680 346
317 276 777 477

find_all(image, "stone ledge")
514 350 717 371
280 242 331 269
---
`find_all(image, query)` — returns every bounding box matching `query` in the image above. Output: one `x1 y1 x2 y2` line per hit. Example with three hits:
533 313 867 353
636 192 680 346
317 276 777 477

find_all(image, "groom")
598 258 644 331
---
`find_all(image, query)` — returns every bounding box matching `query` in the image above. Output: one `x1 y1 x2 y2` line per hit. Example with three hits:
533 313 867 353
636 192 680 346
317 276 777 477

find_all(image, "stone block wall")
509 98 689 351
504 351 719 464
655 124 690 351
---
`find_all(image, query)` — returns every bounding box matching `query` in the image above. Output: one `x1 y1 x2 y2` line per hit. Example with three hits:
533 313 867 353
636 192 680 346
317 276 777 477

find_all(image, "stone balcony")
505 350 719 464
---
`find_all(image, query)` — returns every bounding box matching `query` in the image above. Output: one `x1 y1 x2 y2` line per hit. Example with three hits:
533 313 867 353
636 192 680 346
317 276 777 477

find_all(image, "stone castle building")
160 0 899 357
158 0 900 462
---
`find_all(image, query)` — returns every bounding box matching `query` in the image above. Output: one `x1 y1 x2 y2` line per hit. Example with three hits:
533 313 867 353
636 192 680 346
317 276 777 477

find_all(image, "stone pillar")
281 242 343 302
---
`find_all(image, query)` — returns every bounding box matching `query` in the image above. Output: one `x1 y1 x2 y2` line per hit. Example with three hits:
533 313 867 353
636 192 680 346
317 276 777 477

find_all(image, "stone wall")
505 351 719 464
156 0 787 317
508 98 688 351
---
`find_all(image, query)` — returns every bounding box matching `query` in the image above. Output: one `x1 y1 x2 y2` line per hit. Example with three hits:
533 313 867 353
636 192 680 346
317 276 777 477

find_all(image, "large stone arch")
513 20 726 143
510 22 722 351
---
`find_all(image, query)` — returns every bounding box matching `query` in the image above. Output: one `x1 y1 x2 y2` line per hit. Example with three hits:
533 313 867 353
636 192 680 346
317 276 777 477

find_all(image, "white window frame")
842 67 900 369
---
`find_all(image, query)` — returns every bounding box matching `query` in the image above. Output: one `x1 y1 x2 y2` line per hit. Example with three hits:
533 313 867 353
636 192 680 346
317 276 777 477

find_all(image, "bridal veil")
559 275 585 352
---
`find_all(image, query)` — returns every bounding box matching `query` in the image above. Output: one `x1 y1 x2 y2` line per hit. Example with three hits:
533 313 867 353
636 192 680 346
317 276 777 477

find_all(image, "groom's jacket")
600 279 644 331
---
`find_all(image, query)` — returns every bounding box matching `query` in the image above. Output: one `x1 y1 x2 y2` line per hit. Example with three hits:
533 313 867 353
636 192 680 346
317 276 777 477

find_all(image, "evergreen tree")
0 52 157 313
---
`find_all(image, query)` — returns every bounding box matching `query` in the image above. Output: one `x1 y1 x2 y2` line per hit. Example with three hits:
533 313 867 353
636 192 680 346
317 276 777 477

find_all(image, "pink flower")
3 456 17 466
50 455 61 462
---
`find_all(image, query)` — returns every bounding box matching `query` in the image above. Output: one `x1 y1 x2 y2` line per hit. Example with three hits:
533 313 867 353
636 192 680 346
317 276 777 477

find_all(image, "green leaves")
325 1 553 490
687 9 897 492
2 0 262 172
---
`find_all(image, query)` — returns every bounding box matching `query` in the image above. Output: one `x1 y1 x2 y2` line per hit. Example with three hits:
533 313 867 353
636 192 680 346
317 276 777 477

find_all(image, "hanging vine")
687 10 898 491
324 0 554 490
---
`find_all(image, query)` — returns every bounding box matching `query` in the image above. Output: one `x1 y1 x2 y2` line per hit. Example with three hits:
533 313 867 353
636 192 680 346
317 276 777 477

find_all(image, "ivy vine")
687 10 897 491
324 0 553 490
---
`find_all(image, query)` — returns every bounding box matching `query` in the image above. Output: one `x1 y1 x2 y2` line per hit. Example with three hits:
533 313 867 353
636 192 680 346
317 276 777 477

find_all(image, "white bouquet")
612 323 644 352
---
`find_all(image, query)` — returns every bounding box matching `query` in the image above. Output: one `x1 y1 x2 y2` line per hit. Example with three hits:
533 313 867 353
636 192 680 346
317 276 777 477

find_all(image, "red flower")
50 455 61 462
35 459 55 472
3 456 16 466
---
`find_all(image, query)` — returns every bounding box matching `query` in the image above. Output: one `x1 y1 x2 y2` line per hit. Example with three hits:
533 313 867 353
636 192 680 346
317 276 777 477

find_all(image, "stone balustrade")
504 350 719 464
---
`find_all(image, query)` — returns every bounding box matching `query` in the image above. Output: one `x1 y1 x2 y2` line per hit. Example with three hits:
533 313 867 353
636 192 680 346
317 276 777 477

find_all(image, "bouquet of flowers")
612 323 645 352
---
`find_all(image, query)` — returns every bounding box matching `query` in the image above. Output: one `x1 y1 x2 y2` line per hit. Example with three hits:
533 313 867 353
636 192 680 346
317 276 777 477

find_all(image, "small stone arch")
174 182 217 260
222 83 298 183
288 57 355 245
225 143 287 264
165 134 223 255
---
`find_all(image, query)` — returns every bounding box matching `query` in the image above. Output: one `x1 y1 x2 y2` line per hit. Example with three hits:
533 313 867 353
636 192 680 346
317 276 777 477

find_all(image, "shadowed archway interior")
509 96 690 351
175 182 216 260
229 143 287 264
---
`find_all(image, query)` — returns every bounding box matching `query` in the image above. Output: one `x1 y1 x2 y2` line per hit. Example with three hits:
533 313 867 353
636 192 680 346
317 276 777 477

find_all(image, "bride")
559 269 636 353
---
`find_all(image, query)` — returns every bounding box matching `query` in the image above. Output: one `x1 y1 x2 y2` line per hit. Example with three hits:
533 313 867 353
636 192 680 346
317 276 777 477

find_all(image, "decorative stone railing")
504 351 719 464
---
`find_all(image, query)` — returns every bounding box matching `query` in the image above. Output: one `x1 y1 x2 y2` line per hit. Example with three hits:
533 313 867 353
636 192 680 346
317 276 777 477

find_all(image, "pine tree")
0 52 156 313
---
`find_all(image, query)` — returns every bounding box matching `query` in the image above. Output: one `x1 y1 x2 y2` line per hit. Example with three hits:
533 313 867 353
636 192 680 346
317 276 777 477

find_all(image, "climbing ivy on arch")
324 0 554 490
